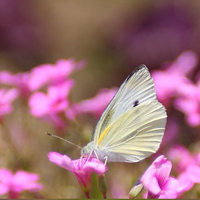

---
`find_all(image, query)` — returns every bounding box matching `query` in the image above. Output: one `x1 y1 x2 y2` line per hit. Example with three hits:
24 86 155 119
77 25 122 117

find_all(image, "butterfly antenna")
45 132 82 150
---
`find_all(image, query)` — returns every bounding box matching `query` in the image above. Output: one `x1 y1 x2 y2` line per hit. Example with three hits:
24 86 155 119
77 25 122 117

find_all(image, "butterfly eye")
133 100 139 107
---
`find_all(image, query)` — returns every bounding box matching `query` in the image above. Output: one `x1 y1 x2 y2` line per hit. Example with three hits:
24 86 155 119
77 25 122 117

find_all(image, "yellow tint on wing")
98 125 112 146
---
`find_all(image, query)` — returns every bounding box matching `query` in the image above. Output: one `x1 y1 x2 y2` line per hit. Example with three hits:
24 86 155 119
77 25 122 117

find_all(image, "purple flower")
141 155 180 199
48 152 107 197
66 88 117 119
0 168 43 198
29 59 85 91
0 88 18 120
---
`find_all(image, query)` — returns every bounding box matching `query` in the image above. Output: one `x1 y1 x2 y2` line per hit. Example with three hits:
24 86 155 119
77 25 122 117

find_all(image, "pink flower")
66 88 117 119
141 155 180 199
29 81 74 129
0 88 18 120
173 82 200 126
186 164 200 184
29 59 85 90
152 51 198 106
29 80 74 117
0 168 42 198
176 170 194 196
0 71 30 97
48 152 107 197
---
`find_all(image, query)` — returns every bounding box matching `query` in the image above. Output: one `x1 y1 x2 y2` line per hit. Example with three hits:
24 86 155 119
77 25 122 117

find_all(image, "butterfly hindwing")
98 100 167 162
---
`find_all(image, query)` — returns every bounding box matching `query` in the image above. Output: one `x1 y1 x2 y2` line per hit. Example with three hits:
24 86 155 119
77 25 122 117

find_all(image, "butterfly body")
81 65 167 163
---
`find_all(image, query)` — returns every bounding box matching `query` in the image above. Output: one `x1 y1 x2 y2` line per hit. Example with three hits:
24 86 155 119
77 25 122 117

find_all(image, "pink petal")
12 171 41 192
29 64 55 90
168 51 198 76
0 168 13 185
48 152 73 171
141 155 173 197
177 172 194 194
145 176 161 195
159 177 179 199
29 92 50 116
0 71 17 85
186 165 200 183
0 183 9 195
20 182 43 192
1 88 19 103
72 88 117 117
83 159 107 175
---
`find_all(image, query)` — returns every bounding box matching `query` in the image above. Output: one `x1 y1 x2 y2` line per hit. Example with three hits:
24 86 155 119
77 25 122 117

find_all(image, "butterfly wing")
93 65 158 146
98 100 166 162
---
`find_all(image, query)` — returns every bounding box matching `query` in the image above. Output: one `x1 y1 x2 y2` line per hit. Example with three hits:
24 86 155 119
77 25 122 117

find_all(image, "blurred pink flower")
141 155 180 199
186 165 200 184
29 59 85 91
0 168 42 198
29 81 74 129
0 71 30 97
173 82 200 127
152 51 198 106
29 80 74 117
48 152 107 197
167 145 196 172
177 169 194 196
0 88 18 120
66 88 117 119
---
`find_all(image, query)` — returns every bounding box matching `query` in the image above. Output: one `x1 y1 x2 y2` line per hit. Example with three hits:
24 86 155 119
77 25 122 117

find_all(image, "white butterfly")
81 65 167 163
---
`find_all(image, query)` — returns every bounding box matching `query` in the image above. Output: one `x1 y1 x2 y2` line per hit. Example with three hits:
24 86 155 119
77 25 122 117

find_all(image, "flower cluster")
0 59 118 131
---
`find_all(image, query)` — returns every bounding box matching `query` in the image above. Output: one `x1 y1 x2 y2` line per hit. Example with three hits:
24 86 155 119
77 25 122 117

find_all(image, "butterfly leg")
104 156 108 165
94 150 99 160
86 150 93 163
79 155 83 165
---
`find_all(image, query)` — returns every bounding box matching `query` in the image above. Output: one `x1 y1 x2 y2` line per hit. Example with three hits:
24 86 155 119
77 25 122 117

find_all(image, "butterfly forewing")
93 65 158 147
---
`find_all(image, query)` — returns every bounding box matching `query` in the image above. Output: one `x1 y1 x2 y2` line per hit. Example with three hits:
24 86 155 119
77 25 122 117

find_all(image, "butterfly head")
81 141 95 157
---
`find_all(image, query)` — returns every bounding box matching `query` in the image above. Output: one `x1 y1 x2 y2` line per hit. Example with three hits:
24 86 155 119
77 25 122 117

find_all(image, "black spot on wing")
125 64 147 82
133 100 139 107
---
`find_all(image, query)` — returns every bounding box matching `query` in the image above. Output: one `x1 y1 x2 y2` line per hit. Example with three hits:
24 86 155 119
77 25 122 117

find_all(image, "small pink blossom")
152 51 198 106
48 152 107 197
0 168 42 198
141 155 180 199
29 59 85 90
66 88 117 119
29 80 74 117
0 88 18 120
